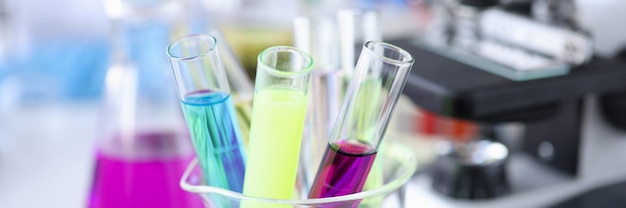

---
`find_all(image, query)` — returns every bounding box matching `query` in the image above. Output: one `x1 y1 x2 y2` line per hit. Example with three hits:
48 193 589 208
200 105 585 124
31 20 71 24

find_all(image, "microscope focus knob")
431 139 510 199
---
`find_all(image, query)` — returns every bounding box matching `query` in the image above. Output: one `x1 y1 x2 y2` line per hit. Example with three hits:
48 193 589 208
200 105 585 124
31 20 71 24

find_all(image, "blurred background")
3 0 626 207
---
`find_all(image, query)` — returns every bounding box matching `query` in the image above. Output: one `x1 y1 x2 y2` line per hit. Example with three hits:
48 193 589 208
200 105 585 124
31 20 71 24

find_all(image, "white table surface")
0 102 99 208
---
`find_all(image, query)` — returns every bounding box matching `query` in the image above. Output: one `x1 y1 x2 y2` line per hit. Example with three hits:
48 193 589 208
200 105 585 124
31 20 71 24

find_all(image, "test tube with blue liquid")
167 34 246 196
309 41 414 201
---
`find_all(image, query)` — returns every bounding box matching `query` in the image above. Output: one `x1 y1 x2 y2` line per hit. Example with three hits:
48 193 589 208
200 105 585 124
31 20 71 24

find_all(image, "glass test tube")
308 41 414 199
167 34 247 194
209 29 254 153
337 9 381 79
242 46 313 207
293 15 343 190
337 8 385 203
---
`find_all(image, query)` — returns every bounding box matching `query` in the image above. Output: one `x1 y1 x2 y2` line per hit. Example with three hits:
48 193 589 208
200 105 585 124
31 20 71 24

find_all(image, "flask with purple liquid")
88 0 203 206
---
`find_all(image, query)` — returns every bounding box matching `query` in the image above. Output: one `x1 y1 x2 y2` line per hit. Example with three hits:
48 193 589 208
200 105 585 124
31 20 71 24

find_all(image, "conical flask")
88 0 203 207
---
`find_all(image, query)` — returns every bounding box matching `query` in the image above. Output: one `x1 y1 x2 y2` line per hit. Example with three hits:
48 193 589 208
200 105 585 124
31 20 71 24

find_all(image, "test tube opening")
167 34 218 61
257 46 313 77
364 41 414 65
167 33 231 100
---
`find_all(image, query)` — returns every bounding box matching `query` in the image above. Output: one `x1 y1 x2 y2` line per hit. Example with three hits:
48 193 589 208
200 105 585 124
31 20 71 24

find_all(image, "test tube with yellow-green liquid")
242 46 313 207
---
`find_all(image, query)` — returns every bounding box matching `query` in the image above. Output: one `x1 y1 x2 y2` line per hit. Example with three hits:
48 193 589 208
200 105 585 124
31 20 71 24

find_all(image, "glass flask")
87 0 203 208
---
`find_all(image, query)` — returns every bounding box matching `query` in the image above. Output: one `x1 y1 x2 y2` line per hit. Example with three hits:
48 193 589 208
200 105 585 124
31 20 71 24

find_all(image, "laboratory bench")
0 102 98 208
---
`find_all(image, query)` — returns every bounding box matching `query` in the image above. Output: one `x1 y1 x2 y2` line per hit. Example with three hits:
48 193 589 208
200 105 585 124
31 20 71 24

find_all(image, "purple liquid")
88 132 204 208
308 141 377 198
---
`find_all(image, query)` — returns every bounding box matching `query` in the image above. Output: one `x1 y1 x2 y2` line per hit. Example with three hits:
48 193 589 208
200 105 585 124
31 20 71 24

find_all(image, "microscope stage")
390 37 626 123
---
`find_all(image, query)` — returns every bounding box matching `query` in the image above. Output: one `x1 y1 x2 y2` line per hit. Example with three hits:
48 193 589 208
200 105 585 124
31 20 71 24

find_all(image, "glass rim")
363 41 415 66
166 33 218 62
179 139 418 205
257 46 314 78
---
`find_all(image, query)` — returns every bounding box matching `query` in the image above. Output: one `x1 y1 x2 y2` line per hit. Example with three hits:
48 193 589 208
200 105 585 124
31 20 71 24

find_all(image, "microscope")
388 0 626 207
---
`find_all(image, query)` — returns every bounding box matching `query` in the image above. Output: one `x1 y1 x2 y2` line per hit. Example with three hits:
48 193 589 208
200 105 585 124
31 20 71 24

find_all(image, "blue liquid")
181 90 246 193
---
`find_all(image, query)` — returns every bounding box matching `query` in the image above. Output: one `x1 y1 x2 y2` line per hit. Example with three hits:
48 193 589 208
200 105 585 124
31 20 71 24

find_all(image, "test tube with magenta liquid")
167 34 246 194
308 41 414 201
242 46 313 207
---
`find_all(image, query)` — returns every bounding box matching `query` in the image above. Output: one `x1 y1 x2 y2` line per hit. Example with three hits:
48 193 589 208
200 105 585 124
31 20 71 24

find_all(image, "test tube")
242 46 313 206
293 15 343 190
337 9 381 79
166 34 247 195
308 41 414 200
337 8 385 205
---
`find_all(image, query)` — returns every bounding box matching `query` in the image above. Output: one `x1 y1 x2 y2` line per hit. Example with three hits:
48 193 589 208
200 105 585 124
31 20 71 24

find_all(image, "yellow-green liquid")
242 87 308 207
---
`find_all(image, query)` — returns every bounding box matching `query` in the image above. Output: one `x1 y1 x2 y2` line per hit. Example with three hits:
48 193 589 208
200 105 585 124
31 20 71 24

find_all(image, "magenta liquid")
88 132 204 208
308 140 377 198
